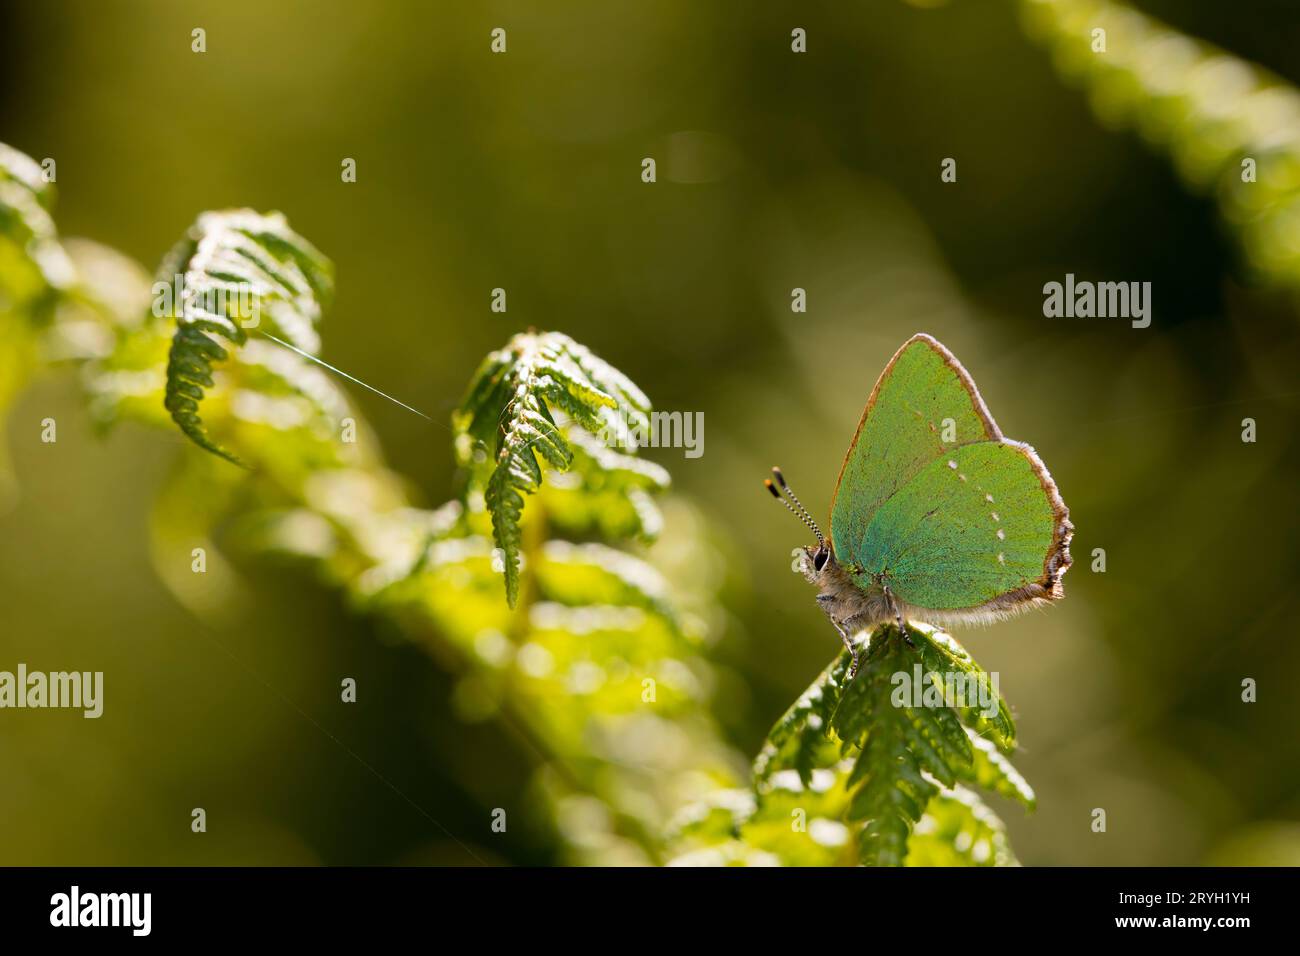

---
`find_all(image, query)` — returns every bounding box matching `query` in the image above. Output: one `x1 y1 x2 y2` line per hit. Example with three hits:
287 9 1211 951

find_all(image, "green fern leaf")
543 427 670 541
1021 0 1300 299
455 330 656 607
482 438 534 605
159 209 333 466
915 625 1017 751
753 654 850 790
963 730 1036 810
0 143 78 503
754 621 1032 866
906 786 1019 867
830 633 944 865
2 171 738 867
0 143 74 314
536 540 686 636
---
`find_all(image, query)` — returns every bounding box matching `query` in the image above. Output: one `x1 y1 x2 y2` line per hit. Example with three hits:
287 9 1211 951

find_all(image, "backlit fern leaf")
544 427 669 541
0 143 74 315
160 209 333 465
1021 0 1300 300
906 785 1019 867
753 654 850 790
0 143 77 503
537 540 687 637
455 330 655 607
965 729 1036 809
833 632 961 865
915 625 1016 751
753 621 1032 866
0 149 742 866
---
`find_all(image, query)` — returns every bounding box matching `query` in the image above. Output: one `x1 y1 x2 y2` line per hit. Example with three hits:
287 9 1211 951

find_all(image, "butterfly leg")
837 622 861 680
817 594 860 679
882 584 914 648
896 612 915 648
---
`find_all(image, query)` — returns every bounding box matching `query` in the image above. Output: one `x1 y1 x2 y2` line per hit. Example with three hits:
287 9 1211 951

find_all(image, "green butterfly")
767 333 1072 677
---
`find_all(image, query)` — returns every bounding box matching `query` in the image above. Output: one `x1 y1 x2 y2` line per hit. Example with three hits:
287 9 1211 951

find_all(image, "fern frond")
1021 0 1300 299
0 143 74 315
0 144 78 503
2 166 739 867
906 785 1019 867
543 427 670 541
159 210 334 465
455 330 658 607
832 632 963 865
915 625 1017 751
753 654 850 790
753 621 1032 866
68 240 172 428
964 730 1036 809
538 541 679 620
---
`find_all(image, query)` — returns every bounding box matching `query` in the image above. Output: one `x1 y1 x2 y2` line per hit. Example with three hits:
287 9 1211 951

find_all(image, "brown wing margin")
996 438 1073 603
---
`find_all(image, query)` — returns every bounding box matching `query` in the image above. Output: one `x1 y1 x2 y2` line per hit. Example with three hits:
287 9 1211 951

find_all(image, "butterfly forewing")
830 334 999 555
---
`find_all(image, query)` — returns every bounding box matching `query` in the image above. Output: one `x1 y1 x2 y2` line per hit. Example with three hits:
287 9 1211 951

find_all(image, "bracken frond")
160 209 334 465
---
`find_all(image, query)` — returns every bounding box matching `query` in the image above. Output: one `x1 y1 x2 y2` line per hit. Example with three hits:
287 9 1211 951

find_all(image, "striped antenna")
765 466 824 545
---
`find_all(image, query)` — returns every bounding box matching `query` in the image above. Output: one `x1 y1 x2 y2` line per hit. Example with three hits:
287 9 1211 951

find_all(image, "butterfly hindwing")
830 334 1071 616
853 440 1068 611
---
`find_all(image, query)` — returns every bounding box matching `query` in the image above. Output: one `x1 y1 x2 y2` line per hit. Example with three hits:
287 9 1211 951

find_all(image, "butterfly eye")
813 549 829 572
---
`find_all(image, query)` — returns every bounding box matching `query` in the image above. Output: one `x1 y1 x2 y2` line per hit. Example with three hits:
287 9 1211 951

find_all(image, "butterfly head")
809 543 831 572
765 466 831 577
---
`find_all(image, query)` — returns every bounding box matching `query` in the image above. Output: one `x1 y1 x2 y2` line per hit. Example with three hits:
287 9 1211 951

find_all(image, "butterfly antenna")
766 467 824 545
772 467 822 539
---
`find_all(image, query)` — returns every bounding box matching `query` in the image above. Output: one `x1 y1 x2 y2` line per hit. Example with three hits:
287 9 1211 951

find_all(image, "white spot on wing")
985 494 994 503
947 460 957 470
996 529 1005 540
991 512 999 522
997 552 1005 564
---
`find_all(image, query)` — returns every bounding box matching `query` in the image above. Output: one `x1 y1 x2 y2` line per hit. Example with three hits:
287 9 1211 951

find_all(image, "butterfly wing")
853 439 1071 615
830 334 1071 618
830 334 1000 550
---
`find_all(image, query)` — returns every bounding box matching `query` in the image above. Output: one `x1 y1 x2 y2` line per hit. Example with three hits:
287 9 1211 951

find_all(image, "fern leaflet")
455 330 655 607
0 143 74 315
160 209 334 465
752 621 1034 866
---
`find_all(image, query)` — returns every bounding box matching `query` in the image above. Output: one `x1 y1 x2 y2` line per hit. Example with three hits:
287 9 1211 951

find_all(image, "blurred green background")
2 0 1299 865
